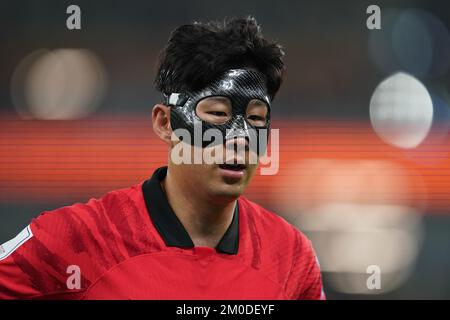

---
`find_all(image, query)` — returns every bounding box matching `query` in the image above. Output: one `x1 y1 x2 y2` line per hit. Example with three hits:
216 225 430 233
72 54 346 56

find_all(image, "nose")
224 115 248 140
225 136 249 152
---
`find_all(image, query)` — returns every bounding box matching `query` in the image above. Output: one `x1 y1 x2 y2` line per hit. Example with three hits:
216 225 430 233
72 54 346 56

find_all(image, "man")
0 17 325 299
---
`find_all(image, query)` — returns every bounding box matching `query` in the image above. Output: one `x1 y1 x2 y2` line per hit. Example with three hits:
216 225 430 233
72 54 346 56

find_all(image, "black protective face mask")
163 69 271 155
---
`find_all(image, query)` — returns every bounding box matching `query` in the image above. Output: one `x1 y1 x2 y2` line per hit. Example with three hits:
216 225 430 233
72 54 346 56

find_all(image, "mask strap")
163 93 189 107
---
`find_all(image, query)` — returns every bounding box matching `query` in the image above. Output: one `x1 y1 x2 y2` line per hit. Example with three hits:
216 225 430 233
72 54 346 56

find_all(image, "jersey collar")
142 166 239 255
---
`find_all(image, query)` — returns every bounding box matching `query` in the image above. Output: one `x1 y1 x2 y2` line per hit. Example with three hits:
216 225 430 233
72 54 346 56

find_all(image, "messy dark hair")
155 16 285 100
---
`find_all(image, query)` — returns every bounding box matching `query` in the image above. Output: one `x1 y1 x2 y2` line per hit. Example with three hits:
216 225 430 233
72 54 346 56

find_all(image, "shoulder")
238 196 324 299
0 183 146 299
26 183 147 267
32 183 143 235
238 196 309 246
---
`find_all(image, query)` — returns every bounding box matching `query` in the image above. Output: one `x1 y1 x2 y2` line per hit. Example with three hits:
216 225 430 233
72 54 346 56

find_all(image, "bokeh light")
368 9 450 78
370 72 433 149
11 49 107 120
273 159 425 294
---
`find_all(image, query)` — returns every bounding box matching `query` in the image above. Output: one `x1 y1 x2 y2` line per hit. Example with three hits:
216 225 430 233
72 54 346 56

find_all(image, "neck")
162 167 236 248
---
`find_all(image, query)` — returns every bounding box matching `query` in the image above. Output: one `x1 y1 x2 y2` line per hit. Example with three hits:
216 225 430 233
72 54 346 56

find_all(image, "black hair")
155 16 285 100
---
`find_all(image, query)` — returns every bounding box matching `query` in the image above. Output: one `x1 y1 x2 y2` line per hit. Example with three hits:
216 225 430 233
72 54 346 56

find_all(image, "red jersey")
0 167 325 300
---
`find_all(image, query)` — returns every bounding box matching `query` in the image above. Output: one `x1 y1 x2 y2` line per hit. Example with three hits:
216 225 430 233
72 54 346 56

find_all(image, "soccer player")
0 17 325 300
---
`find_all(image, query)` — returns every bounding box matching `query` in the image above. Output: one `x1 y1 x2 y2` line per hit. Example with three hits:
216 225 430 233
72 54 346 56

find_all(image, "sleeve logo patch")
0 225 33 261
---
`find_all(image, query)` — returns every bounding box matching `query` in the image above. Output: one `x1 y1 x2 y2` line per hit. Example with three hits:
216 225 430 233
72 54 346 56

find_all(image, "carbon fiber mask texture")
164 69 271 155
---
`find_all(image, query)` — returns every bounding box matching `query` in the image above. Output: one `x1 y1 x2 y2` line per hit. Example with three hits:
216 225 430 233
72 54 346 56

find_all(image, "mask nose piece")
224 115 261 154
225 115 249 140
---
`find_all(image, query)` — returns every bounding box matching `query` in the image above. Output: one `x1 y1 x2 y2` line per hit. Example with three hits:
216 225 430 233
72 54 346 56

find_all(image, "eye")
207 111 228 117
246 99 268 126
247 115 266 121
196 96 232 124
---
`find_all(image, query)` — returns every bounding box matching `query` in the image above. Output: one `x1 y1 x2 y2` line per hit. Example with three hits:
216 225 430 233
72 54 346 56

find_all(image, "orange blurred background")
1 116 448 211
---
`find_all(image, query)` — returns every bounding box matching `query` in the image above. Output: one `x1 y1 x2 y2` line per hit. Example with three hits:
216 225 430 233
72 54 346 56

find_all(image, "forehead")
192 69 271 106
216 69 267 90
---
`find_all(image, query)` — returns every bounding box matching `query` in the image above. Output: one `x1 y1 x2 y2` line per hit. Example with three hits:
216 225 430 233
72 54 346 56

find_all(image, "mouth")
218 163 247 171
218 163 247 181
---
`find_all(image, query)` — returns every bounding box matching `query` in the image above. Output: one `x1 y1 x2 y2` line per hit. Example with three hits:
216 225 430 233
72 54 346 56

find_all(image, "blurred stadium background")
1 0 450 299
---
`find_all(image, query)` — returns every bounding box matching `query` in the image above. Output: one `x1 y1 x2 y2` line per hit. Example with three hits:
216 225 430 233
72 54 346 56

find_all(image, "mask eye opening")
245 98 270 127
195 95 233 125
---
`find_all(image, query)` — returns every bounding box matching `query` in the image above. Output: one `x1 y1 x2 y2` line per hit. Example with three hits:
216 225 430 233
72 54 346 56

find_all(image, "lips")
219 163 246 171
218 162 247 181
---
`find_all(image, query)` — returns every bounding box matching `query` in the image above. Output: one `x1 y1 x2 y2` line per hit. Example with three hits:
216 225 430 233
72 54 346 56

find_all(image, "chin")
210 183 245 201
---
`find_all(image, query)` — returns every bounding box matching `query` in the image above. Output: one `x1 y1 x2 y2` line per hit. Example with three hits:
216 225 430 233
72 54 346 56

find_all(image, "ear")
152 104 172 145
